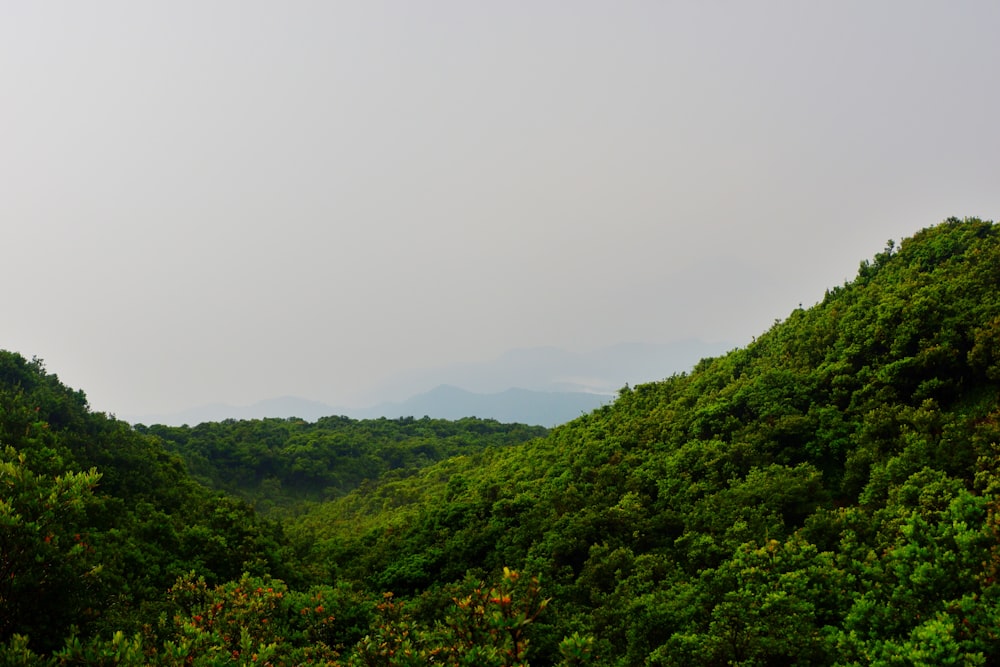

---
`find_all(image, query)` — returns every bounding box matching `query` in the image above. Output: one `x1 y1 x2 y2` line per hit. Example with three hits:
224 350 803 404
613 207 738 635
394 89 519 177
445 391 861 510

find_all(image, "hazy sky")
3 1 999 417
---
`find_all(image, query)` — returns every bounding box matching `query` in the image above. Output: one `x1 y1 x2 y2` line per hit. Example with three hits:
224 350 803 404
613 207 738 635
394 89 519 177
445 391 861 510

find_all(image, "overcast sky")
3 1 998 417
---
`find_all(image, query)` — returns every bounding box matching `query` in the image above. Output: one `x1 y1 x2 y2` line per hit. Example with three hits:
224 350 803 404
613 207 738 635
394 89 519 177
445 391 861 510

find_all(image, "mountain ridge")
128 385 613 428
126 339 728 426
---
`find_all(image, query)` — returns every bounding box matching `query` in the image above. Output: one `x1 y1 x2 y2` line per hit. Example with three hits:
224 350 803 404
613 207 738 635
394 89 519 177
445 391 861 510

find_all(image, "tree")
0 446 103 651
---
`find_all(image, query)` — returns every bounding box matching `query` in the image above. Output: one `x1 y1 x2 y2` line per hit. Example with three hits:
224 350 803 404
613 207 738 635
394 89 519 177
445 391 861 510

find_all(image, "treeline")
3 218 1000 664
138 416 546 511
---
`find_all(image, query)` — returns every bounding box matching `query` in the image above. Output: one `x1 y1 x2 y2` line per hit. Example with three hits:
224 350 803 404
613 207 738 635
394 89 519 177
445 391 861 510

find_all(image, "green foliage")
139 416 546 510
431 567 549 666
653 537 844 666
349 568 573 667
290 218 1000 664
0 634 54 667
0 446 103 651
53 630 147 666
5 218 1000 665
149 571 343 665
0 350 294 653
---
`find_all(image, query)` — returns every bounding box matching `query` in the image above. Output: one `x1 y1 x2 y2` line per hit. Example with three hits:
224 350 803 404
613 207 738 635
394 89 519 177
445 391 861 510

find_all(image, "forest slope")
289 217 1000 664
140 415 546 511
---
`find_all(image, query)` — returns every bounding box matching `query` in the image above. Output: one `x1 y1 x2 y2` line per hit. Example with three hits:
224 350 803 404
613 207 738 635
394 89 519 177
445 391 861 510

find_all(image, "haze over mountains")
127 339 730 427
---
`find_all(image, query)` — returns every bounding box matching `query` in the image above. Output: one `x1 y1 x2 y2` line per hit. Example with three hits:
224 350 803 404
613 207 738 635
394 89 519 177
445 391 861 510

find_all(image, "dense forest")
137 417 547 512
3 217 1000 665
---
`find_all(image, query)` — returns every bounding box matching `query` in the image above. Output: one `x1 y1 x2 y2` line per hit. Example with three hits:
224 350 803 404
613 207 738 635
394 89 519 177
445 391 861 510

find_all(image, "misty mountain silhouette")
128 340 728 427
129 386 610 428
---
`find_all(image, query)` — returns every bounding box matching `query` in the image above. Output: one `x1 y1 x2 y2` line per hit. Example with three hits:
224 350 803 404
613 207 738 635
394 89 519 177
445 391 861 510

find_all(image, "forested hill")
288 218 1000 663
138 416 547 510
3 217 1000 665
0 352 296 655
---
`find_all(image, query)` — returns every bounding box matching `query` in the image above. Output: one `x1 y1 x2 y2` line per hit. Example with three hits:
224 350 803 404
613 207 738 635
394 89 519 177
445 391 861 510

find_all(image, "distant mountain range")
353 385 611 426
127 339 731 428
361 340 731 403
129 386 611 428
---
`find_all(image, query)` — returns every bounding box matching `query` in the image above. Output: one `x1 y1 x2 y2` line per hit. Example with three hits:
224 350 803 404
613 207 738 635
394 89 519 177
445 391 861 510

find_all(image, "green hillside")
0 353 296 655
3 217 1000 665
139 416 546 512
287 217 1000 664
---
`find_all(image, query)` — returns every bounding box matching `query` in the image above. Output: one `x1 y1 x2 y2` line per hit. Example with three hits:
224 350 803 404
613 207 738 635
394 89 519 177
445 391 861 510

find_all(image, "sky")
3 1 999 419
